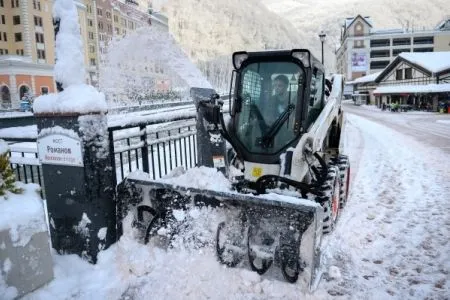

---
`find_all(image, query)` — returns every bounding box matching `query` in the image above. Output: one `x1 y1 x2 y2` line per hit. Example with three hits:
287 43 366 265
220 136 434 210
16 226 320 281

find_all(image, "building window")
11 0 19 8
396 69 403 80
413 47 434 52
87 5 92 14
2 32 6 41
15 49 23 55
413 36 434 45
32 0 41 10
392 38 410 46
114 15 118 23
90 58 96 66
0 0 3 7
370 50 389 58
37 49 46 59
98 21 103 30
107 24 112 33
88 32 94 39
13 15 20 25
97 8 102 16
392 48 410 56
41 87 48 95
115 27 120 34
1 15 5 24
89 45 95 53
405 68 413 79
370 60 390 69
34 16 43 27
370 39 390 48
35 32 44 43
88 19 93 27
106 12 111 19
19 85 30 99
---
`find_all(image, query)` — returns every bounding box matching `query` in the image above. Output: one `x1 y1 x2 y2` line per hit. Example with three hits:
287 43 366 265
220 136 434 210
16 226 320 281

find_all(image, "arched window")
1 85 11 108
19 85 30 99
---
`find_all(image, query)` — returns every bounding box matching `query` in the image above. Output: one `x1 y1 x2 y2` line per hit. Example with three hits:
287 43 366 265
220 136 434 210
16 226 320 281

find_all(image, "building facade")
336 15 450 82
0 0 152 109
0 0 57 108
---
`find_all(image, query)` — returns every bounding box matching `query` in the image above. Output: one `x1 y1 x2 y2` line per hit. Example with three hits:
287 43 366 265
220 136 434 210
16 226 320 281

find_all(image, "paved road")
343 104 450 154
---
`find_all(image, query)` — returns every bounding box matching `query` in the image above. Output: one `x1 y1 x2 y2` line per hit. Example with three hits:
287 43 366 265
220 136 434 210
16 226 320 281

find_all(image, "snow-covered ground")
17 109 449 300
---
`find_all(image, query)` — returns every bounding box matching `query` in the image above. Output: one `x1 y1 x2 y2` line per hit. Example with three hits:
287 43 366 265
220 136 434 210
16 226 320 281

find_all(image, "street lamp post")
319 31 326 65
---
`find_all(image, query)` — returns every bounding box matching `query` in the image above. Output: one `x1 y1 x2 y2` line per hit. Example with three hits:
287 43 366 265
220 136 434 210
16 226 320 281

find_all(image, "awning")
373 83 450 95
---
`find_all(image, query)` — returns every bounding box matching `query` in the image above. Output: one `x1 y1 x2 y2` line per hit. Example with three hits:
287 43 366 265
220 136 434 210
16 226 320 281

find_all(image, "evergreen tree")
0 142 23 196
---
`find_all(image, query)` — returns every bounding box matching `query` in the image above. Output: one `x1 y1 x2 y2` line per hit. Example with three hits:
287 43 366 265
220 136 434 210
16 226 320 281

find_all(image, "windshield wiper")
257 104 295 148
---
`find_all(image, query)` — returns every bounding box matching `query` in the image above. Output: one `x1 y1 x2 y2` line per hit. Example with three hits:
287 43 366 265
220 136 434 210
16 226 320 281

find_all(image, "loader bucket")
117 175 324 291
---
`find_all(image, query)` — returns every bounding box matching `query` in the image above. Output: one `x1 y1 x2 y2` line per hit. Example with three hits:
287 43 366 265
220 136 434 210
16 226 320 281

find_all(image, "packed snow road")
26 106 449 300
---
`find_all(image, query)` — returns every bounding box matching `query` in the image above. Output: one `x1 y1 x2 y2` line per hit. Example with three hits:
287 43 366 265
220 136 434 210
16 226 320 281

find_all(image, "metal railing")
108 117 198 183
1 102 207 193
5 138 45 198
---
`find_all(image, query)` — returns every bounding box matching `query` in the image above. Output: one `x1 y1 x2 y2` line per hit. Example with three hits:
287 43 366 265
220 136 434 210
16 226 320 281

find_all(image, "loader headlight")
232 52 249 69
291 49 310 68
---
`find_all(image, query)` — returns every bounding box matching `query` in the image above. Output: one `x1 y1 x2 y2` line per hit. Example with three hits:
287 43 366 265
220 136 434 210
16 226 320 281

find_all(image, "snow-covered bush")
0 140 23 196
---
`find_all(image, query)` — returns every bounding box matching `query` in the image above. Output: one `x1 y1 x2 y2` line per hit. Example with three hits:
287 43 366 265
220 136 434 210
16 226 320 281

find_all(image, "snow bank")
0 140 8 155
33 84 107 114
0 183 47 247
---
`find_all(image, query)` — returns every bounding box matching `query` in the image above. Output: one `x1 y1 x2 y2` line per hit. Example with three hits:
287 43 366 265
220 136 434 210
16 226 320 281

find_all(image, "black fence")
2 104 206 196
108 117 198 183
5 139 45 198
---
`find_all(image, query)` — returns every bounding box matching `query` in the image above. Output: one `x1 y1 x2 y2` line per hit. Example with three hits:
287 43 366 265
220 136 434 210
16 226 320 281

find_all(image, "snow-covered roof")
434 17 450 31
399 52 450 74
347 71 382 85
344 15 373 29
373 83 450 94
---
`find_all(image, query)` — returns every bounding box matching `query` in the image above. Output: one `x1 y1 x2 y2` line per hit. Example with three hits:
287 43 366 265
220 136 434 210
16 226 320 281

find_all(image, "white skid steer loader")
117 49 351 290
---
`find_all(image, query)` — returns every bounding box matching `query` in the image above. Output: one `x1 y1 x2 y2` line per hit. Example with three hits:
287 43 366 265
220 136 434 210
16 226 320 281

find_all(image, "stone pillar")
36 112 116 263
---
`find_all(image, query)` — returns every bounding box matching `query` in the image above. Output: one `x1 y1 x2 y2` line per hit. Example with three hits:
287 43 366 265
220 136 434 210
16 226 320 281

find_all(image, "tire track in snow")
320 113 450 299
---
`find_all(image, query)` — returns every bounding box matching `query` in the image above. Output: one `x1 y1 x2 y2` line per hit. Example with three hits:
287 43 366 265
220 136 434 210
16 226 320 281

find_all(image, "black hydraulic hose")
253 152 328 195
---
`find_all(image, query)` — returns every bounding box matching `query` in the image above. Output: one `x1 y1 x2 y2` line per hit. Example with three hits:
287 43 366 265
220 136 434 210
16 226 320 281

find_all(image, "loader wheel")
247 225 274 275
216 222 244 267
330 155 351 208
321 166 341 234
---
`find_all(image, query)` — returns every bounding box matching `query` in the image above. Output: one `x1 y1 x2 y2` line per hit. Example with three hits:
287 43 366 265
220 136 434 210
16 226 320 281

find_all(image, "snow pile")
129 166 232 192
53 0 85 88
0 140 8 155
33 84 108 114
33 0 107 114
0 183 47 247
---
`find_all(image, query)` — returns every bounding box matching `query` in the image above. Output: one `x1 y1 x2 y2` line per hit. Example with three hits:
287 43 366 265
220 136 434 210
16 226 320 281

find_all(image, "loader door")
231 61 306 163
305 68 325 129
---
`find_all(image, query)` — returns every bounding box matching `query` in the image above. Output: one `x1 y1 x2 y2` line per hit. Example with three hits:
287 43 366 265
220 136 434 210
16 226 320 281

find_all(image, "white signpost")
37 133 84 167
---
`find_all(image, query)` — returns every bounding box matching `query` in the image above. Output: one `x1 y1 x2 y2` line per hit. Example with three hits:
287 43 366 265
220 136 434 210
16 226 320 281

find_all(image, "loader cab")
226 49 325 164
